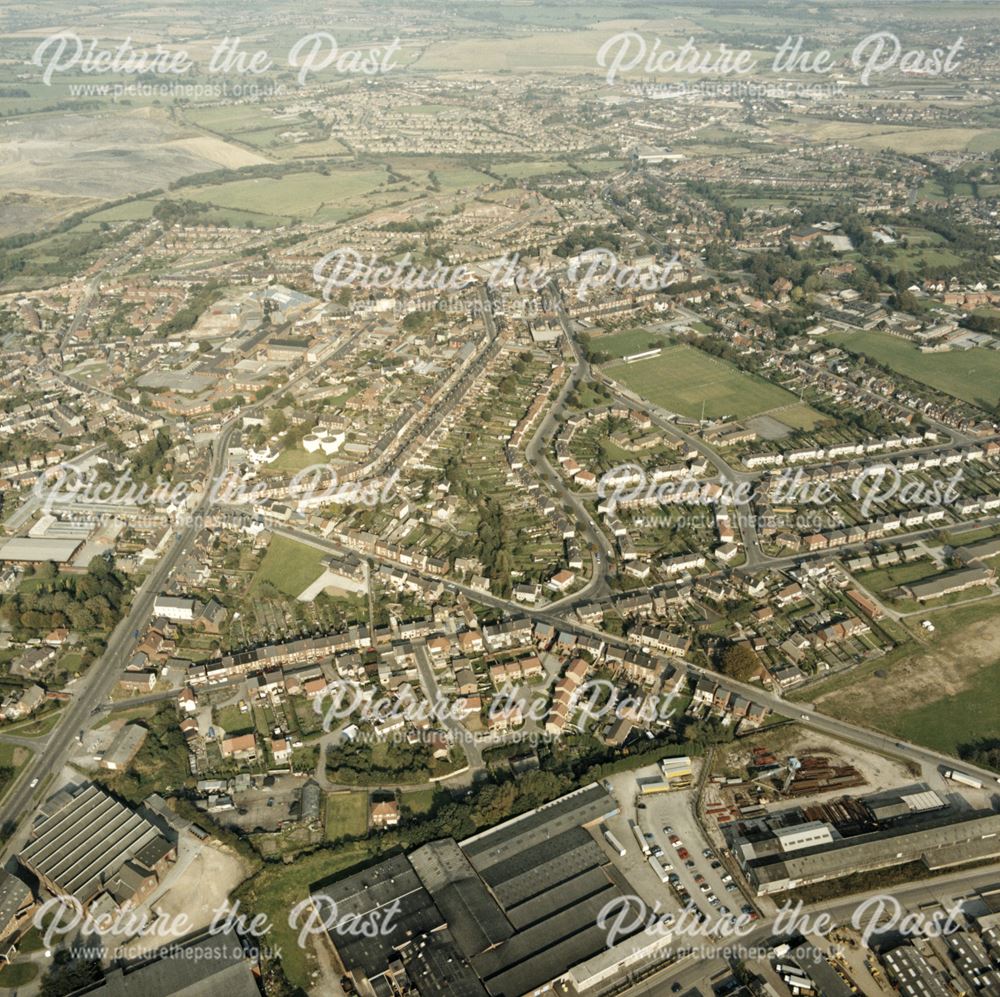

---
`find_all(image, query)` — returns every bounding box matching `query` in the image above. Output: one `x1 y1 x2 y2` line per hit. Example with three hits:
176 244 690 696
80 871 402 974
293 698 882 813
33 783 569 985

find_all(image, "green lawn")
853 560 941 597
59 652 85 674
4 708 63 738
215 705 252 736
402 787 436 815
265 445 330 473
0 960 39 987
608 344 799 420
251 535 327 598
825 330 1000 411
324 790 368 840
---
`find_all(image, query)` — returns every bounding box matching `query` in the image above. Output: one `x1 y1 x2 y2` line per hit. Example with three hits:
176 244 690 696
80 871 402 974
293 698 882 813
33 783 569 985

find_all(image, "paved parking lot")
602 764 754 936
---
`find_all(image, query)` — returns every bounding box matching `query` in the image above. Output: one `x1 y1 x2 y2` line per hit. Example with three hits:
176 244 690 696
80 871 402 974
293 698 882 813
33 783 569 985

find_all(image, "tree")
719 643 760 683
40 950 102 997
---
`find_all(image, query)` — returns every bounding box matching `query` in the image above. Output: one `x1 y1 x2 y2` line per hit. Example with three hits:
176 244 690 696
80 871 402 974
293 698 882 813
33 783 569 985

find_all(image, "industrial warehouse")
18 784 176 910
312 783 673 996
731 794 1000 895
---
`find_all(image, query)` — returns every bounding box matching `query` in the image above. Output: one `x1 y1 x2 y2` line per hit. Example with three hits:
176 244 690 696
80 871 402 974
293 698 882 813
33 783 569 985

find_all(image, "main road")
0 356 321 854
264 519 1000 790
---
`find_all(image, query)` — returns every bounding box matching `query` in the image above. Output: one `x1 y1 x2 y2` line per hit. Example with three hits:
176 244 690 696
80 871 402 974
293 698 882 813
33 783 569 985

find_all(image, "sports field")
590 328 672 358
608 344 799 420
825 330 1000 410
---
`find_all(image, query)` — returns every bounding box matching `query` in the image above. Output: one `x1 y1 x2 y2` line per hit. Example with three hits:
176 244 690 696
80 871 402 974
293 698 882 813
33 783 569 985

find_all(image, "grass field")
183 167 389 220
893 659 1000 756
608 344 799 420
770 117 999 154
0 961 39 988
266 445 329 473
215 704 252 736
825 330 1000 410
769 402 828 431
402 787 436 814
252 535 327 598
325 790 368 840
805 598 1000 758
493 160 568 179
853 560 942 597
590 328 672 358
432 166 495 191
235 840 372 989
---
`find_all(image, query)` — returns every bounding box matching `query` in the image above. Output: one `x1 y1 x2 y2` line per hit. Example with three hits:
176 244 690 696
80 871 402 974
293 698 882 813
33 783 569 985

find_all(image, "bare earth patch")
813 609 1000 726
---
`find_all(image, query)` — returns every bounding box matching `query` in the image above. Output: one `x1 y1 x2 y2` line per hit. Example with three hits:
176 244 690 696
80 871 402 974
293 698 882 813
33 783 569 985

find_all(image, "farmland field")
607 344 799 420
825 330 1000 410
493 160 569 179
182 167 390 219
